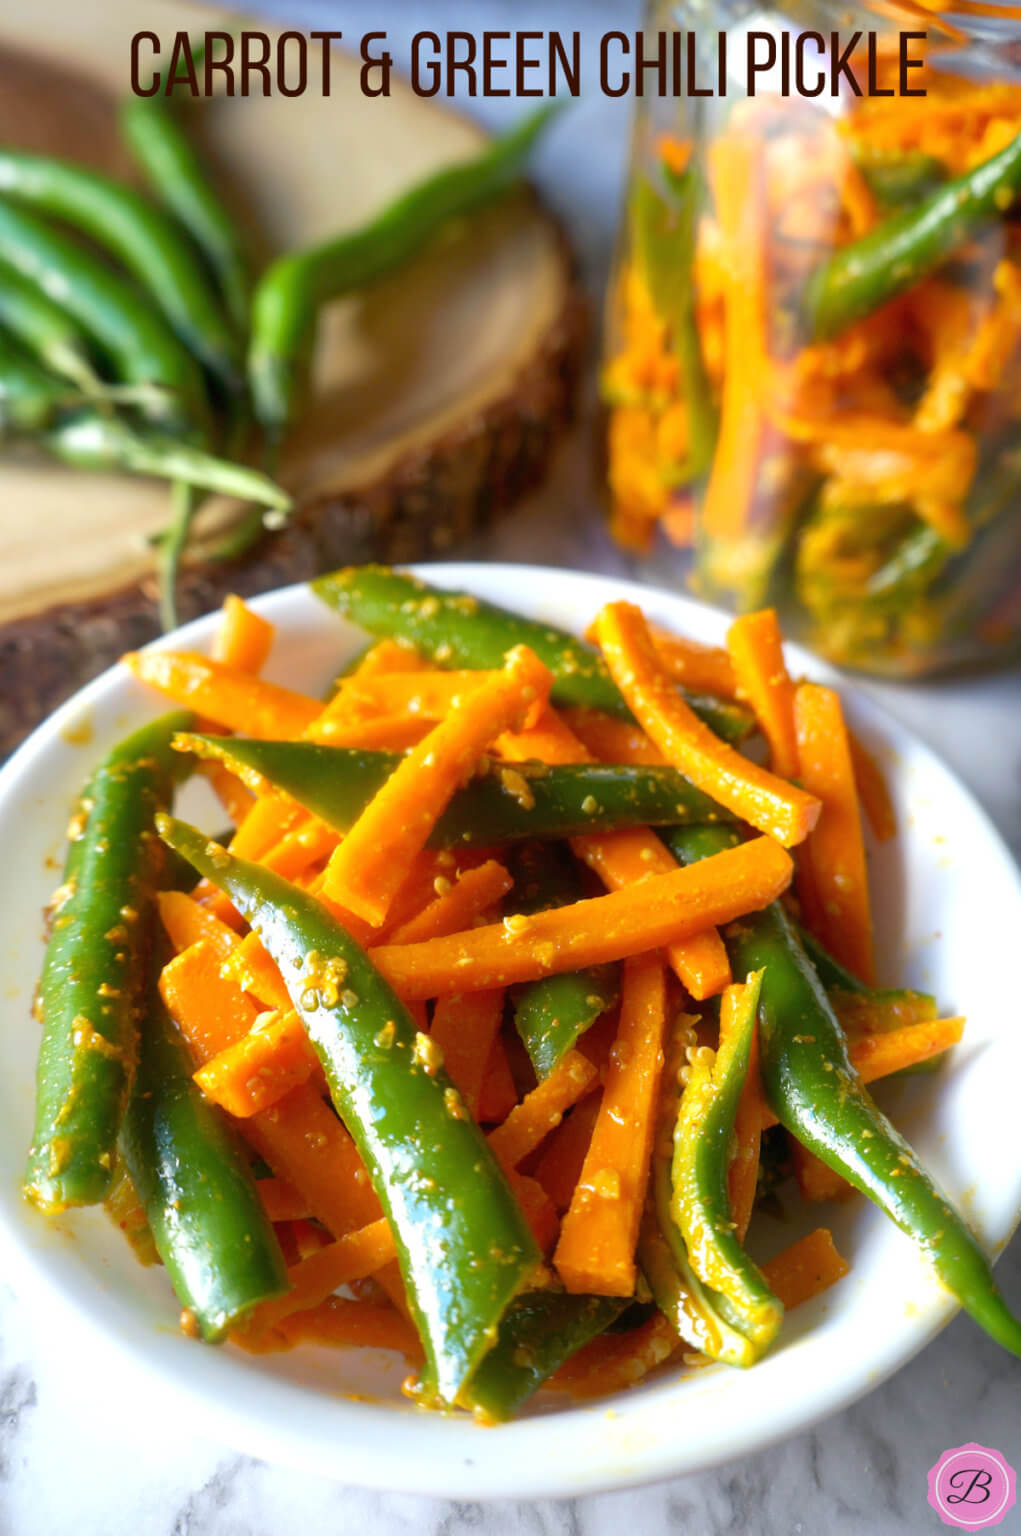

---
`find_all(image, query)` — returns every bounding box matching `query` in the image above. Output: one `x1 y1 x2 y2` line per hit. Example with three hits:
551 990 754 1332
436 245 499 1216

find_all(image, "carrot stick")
508 1170 560 1254
429 989 505 1118
761 1227 849 1309
257 817 338 884
595 602 820 847
160 939 259 1060
847 729 898 843
157 890 239 961
794 683 875 984
385 860 514 946
700 132 770 541
373 837 792 1000
123 649 321 738
244 1217 397 1335
256 1176 310 1223
328 670 509 722
320 645 553 924
792 1141 853 1203
476 1034 519 1125
533 1094 601 1214
551 1311 679 1397
500 706 731 1001
194 1010 321 1117
224 930 293 1012
212 594 274 674
201 761 256 825
309 715 434 752
649 625 740 700
554 954 667 1297
275 1296 423 1358
556 709 666 766
756 1018 965 1131
487 1050 598 1170
347 638 428 679
724 990 762 1243
229 793 305 860
574 829 732 1001
726 610 799 779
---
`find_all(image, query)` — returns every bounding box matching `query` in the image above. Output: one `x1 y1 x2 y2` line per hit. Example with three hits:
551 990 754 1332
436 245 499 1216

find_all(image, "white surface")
0 565 1019 1514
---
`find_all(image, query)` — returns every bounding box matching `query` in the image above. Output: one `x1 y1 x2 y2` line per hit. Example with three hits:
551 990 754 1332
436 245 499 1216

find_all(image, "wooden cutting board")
0 0 583 756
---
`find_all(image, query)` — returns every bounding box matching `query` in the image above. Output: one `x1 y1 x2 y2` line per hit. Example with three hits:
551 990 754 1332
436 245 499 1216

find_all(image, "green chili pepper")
44 411 291 512
0 199 207 432
0 334 80 434
507 843 618 1079
0 258 104 394
851 145 947 208
179 734 733 846
120 94 250 335
668 969 783 1358
466 1290 626 1422
312 566 754 742
0 151 243 393
24 711 192 1212
798 925 936 1023
805 126 1021 340
249 104 560 436
120 940 288 1341
665 825 1021 1356
631 165 717 479
666 821 1021 1354
640 1009 758 1368
158 817 542 1404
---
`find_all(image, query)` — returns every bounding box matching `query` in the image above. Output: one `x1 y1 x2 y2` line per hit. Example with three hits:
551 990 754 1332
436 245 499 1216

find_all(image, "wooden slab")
0 0 583 755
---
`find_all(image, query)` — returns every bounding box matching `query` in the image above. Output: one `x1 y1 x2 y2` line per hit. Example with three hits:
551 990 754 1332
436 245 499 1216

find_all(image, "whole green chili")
158 817 543 1404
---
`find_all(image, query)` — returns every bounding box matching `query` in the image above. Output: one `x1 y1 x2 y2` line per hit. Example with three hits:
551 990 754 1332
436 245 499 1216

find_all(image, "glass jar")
603 2 1021 676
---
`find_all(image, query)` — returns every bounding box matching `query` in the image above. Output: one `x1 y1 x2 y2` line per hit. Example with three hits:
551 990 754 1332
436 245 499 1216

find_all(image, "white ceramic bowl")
1 563 1019 1498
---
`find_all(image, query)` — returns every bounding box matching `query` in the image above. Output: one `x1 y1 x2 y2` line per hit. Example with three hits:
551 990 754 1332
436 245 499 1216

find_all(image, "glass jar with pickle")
603 2 1021 676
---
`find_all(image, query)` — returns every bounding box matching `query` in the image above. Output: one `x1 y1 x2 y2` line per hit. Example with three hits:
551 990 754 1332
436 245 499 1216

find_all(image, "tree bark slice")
0 3 584 757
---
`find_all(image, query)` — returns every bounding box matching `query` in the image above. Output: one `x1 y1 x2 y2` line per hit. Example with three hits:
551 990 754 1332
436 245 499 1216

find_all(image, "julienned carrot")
554 954 667 1297
595 602 820 847
794 683 875 985
556 709 666 766
574 829 732 1001
124 649 322 739
229 793 304 860
328 670 508 722
648 625 740 700
160 939 259 1059
501 706 732 1001
225 930 293 1012
723 985 763 1243
429 989 506 1118
792 1141 852 1203
726 610 799 779
487 1050 598 1170
257 817 338 884
761 1228 849 1310
194 1010 320 1117
756 1017 966 1131
201 761 256 825
276 1296 423 1358
372 837 793 1000
847 729 898 843
385 860 514 945
477 1035 519 1125
347 637 429 679
533 1094 601 1213
213 594 275 674
700 132 770 541
309 715 434 752
157 890 238 962
321 645 554 924
244 1217 397 1335
551 1311 679 1397
256 1176 309 1223
507 1170 560 1253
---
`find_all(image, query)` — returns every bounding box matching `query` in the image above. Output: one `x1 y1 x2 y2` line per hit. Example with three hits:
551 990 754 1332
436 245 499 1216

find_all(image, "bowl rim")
1 560 1020 1499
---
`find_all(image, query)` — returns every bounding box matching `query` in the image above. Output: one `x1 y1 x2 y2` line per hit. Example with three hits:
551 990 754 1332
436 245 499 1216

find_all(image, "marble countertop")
2 5 1019 1531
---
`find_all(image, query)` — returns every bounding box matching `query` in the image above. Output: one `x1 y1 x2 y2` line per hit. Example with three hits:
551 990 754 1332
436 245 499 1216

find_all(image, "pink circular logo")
928 1444 1017 1530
